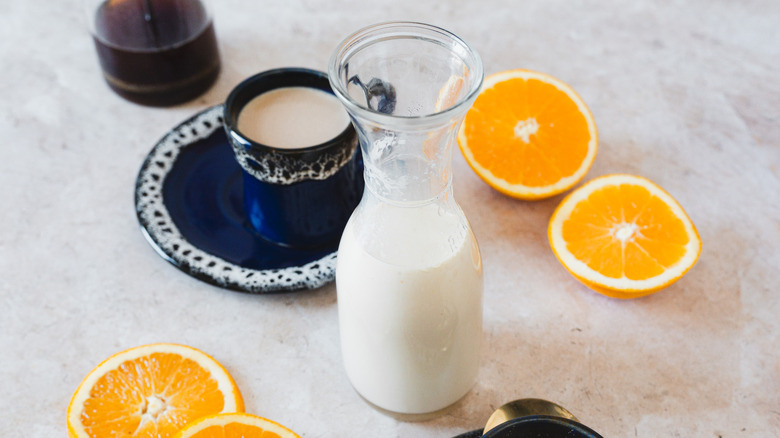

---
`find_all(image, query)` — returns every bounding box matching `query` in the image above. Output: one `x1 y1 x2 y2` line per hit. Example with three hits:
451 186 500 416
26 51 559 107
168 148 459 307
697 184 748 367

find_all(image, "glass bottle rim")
328 21 484 128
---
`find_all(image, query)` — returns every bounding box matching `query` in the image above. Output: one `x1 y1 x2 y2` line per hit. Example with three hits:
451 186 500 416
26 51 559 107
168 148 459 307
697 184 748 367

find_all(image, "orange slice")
458 69 598 199
174 413 300 438
67 343 244 438
548 174 701 298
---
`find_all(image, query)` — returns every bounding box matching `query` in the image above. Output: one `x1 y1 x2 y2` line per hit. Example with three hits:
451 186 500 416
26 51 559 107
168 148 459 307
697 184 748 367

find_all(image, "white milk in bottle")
336 199 483 414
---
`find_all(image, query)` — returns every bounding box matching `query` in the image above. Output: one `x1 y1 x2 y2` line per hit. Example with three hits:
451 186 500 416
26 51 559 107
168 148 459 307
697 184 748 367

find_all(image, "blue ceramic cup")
223 68 363 249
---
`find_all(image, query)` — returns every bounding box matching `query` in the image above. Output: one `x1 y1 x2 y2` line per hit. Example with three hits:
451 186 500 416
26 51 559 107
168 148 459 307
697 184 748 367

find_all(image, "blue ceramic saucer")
135 105 338 293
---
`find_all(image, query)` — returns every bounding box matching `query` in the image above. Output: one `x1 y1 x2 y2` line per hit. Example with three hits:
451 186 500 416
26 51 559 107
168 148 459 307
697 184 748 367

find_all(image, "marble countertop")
2 0 779 436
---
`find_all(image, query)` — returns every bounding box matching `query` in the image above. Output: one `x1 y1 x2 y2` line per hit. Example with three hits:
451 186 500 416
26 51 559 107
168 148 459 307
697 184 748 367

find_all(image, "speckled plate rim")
134 105 338 294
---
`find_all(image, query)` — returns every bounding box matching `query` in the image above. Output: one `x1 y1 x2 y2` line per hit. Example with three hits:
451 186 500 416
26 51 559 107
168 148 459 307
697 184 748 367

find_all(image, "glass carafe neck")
351 112 465 204
328 22 484 205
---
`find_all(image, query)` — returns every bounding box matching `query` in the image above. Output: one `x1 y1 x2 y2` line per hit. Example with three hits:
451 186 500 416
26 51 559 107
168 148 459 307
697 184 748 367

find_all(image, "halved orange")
458 69 598 200
174 413 300 438
67 343 244 438
548 174 701 298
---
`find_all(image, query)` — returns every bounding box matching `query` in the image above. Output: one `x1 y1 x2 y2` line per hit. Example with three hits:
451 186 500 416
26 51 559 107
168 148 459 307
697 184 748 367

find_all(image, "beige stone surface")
1 0 779 436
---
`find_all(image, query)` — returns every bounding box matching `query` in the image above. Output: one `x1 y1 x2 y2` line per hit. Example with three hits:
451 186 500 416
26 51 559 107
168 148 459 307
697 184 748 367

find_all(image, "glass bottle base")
351 382 474 421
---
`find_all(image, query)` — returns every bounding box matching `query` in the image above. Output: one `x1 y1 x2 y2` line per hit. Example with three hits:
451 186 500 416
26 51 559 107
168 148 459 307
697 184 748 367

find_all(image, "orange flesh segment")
561 183 691 280
463 78 591 187
81 353 226 438
194 424 283 438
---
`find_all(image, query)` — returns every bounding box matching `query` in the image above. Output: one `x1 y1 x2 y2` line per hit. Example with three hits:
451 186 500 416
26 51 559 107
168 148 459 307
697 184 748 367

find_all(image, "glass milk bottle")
328 22 485 415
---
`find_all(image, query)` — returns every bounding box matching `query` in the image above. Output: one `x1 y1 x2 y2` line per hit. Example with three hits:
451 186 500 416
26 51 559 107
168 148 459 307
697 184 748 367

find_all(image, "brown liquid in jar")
91 0 220 106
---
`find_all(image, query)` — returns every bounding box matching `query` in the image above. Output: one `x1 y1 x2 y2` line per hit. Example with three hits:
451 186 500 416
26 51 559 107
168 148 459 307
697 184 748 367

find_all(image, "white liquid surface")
336 202 483 414
237 87 349 149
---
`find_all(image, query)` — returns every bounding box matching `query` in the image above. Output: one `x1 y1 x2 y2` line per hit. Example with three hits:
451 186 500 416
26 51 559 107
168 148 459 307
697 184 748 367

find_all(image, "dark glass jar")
87 0 220 106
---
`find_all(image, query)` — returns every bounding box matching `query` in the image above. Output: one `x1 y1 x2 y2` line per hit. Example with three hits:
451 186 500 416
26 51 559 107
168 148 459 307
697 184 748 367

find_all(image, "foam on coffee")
237 87 349 149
